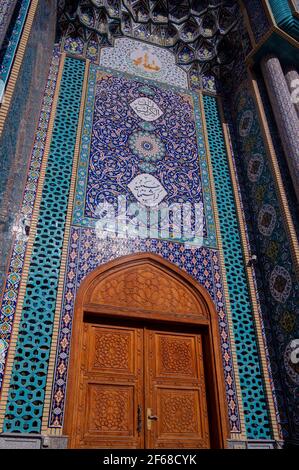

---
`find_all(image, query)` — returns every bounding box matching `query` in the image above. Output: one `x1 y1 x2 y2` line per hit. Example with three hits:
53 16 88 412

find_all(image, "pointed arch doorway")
64 253 228 448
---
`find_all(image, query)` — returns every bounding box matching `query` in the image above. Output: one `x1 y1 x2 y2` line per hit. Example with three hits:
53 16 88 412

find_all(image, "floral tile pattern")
229 81 299 440
73 65 217 248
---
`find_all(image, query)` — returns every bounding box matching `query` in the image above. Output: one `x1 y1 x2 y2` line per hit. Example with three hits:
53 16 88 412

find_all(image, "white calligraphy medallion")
130 97 163 122
128 174 167 207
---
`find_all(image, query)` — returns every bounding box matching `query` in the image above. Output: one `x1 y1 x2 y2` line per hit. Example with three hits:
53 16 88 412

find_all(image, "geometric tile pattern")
224 105 283 439
0 51 60 391
203 94 272 439
2 57 85 433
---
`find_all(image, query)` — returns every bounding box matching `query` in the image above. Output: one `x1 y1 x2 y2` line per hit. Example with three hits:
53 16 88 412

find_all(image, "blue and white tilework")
73 64 217 248
100 38 188 89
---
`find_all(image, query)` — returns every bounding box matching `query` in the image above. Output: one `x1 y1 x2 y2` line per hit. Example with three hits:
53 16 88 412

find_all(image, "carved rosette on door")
71 323 210 448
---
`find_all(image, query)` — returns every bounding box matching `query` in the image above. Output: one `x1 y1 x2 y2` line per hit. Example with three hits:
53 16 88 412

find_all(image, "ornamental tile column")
285 66 299 118
261 55 299 202
0 0 18 48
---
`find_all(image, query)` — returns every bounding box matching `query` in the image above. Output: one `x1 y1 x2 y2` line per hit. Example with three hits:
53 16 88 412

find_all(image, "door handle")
137 405 142 434
147 408 158 430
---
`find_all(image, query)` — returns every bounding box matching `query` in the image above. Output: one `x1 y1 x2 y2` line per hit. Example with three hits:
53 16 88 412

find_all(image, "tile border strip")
217 97 281 441
2 55 86 433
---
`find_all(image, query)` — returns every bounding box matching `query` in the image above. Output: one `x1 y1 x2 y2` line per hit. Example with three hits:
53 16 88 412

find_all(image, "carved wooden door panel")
145 328 210 449
74 323 144 448
71 322 210 448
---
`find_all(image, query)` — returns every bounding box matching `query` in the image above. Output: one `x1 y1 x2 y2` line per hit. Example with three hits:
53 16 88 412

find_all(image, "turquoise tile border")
0 51 61 393
2 56 85 433
203 94 272 439
73 64 217 248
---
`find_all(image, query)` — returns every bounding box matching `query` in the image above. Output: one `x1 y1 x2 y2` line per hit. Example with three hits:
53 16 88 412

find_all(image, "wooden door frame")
64 253 229 448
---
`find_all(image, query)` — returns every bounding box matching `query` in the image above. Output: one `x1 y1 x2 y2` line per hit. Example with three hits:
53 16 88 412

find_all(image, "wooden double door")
71 320 210 448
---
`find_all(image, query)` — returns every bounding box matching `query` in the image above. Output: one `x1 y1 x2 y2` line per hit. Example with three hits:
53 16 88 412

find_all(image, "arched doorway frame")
64 253 229 448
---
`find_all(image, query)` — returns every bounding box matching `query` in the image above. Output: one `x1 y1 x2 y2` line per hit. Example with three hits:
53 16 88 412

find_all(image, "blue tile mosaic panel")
86 74 202 215
73 64 217 248
2 56 85 433
203 94 272 439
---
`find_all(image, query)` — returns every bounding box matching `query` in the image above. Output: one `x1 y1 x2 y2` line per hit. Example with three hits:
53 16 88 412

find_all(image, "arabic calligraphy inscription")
128 174 167 207
130 97 163 122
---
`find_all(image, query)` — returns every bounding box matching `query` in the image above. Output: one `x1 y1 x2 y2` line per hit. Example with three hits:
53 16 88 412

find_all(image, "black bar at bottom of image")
0 449 297 468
